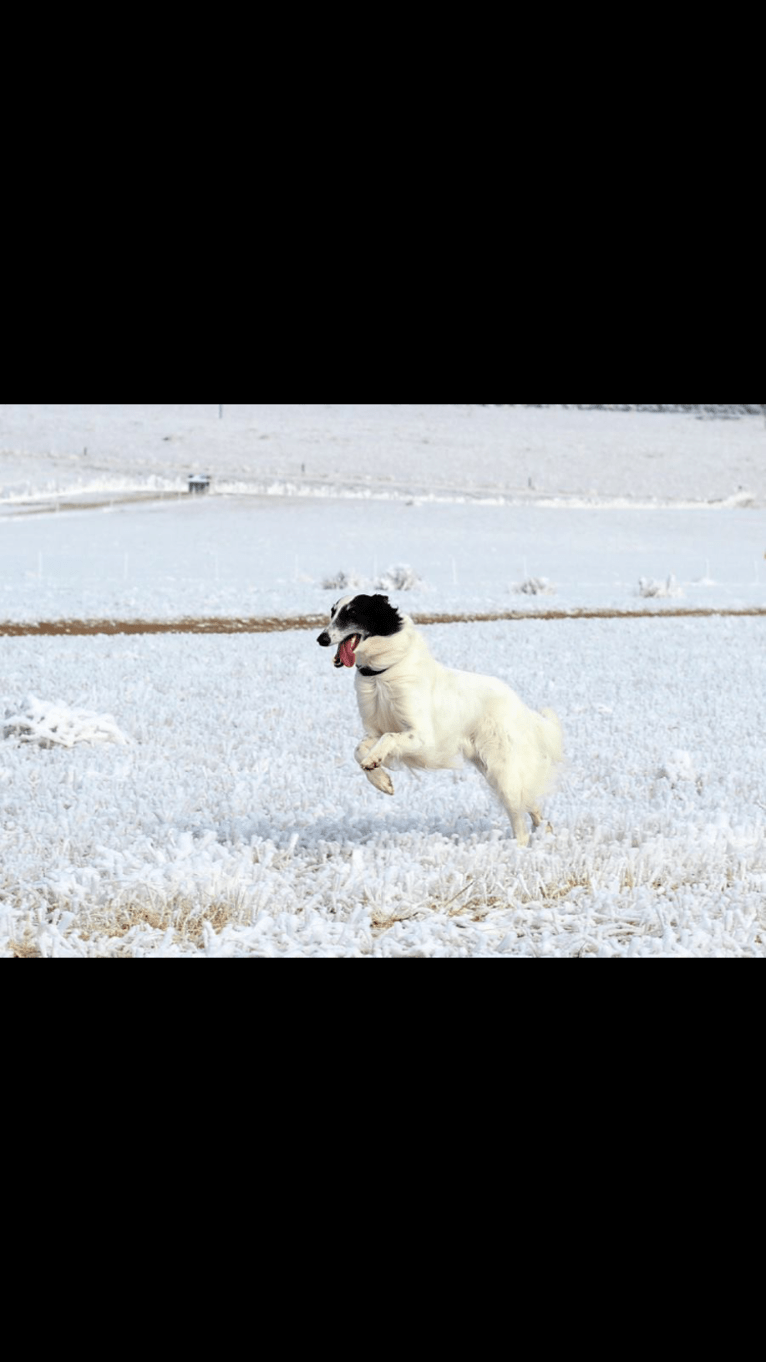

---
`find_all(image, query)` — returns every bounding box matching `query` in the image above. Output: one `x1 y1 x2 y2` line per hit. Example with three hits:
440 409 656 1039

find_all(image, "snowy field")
2 620 765 957
1 404 764 958
1 403 764 506
1 404 764 624
2 494 766 623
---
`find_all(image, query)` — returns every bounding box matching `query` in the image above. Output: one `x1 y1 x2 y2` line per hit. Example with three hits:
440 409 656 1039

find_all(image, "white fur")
321 601 562 844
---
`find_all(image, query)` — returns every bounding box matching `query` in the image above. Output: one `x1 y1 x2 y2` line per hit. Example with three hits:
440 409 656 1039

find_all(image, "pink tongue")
339 637 357 668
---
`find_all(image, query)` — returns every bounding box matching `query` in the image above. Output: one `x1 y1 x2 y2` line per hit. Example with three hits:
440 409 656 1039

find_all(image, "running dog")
317 594 562 844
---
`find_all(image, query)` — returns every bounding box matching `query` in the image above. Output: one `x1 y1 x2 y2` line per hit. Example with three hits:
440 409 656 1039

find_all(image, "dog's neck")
356 618 415 676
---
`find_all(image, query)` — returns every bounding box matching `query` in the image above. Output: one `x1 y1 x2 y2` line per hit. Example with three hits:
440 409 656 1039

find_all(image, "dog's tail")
539 708 563 764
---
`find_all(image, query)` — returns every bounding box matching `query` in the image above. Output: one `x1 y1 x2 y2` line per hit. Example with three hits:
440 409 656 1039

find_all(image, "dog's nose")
317 632 331 647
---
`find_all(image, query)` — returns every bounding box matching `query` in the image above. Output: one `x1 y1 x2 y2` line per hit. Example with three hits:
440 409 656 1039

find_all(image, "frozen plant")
3 695 129 749
638 574 684 599
657 750 697 785
513 577 556 596
323 564 423 592
374 563 423 592
322 569 368 591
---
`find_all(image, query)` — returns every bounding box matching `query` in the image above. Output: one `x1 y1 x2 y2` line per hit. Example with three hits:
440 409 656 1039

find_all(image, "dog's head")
317 593 404 669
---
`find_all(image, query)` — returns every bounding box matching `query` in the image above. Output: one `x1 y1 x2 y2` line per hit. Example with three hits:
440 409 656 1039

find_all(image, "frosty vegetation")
3 696 129 749
638 575 684 600
481 404 764 417
0 404 764 958
2 620 764 958
322 564 423 593
513 577 556 596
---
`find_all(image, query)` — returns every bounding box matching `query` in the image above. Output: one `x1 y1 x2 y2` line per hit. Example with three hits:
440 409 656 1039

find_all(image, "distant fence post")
219 405 223 419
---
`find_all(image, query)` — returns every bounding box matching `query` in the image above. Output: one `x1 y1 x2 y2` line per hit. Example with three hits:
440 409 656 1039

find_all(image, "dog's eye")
331 604 337 618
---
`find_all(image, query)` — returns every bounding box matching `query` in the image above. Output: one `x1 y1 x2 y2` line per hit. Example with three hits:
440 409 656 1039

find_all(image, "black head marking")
340 594 402 638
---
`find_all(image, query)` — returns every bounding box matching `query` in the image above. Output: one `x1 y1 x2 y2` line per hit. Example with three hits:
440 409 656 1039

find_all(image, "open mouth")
333 633 361 669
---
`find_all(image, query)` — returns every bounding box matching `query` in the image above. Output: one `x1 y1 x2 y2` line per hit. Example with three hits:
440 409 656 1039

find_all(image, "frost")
1 619 764 958
513 577 556 596
323 564 423 592
657 751 697 784
321 569 368 592
638 574 684 599
374 564 423 592
3 695 129 748
0 404 764 959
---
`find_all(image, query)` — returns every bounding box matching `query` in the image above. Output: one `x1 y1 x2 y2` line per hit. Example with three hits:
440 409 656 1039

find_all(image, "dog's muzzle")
318 631 345 667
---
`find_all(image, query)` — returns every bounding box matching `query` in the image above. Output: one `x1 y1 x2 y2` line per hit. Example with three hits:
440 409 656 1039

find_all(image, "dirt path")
1 491 188 518
2 607 766 636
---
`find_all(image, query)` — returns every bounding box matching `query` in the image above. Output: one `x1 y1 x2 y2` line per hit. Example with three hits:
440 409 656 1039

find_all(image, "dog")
317 593 562 844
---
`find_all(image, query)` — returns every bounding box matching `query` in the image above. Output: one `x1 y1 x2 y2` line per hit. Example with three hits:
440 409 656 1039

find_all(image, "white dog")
317 593 562 844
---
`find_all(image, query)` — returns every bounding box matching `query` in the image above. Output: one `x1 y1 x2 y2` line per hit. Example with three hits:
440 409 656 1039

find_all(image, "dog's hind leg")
530 806 553 835
486 778 531 844
508 807 531 846
479 763 530 845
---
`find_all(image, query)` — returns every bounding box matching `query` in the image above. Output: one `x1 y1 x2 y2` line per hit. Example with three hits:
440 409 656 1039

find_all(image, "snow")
2 495 765 623
1 402 764 507
1 404 764 957
3 695 128 748
2 620 764 957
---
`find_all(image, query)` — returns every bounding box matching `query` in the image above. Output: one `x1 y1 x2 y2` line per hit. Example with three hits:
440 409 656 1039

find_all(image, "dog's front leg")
355 736 394 796
361 730 423 771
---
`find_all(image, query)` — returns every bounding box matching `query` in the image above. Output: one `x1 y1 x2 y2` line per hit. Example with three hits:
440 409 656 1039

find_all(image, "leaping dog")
317 593 562 844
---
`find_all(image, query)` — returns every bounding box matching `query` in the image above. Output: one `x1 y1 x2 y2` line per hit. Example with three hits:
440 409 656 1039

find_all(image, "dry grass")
5 889 253 957
83 888 253 948
7 937 42 959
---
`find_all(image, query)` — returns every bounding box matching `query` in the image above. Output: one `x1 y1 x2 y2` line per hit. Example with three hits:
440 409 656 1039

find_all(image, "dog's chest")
357 680 406 735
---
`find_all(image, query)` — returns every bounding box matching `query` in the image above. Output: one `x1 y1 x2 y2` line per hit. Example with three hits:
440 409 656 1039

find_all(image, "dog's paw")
364 766 394 796
360 735 394 770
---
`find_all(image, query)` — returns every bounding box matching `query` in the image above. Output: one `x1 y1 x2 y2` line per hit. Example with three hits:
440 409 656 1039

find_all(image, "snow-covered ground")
1 404 764 957
2 621 764 957
1 402 764 506
2 494 765 623
2 403 764 624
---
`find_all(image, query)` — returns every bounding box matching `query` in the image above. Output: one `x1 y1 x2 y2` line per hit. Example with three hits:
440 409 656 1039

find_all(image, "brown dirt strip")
2 607 766 636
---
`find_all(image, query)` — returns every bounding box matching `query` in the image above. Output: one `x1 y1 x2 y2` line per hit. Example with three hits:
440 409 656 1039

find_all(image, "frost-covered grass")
1 405 764 959
2 403 764 624
2 496 764 623
2 619 764 957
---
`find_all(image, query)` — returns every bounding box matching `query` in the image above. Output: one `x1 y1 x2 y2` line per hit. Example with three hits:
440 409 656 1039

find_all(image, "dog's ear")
366 594 402 636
